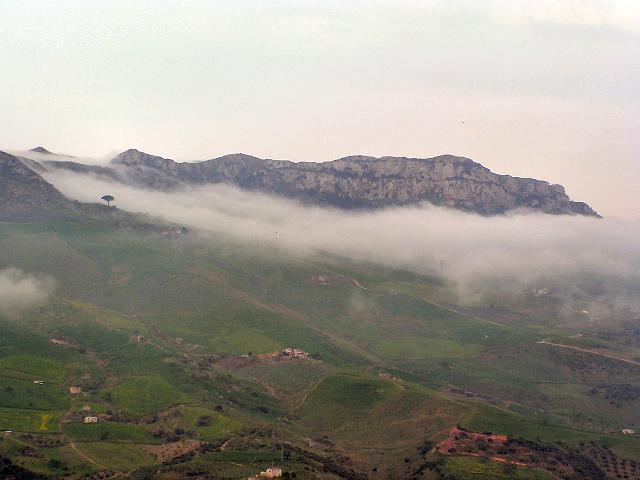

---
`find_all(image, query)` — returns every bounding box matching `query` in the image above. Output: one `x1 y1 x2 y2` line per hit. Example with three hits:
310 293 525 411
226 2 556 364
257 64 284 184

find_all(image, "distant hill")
41 149 598 216
0 150 133 223
30 146 54 154
0 150 75 221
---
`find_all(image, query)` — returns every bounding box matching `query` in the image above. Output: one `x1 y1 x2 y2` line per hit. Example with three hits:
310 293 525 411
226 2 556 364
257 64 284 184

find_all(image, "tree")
101 195 114 207
197 415 212 427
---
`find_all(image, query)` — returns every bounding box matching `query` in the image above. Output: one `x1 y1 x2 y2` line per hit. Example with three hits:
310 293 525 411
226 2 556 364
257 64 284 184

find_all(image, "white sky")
1 0 638 218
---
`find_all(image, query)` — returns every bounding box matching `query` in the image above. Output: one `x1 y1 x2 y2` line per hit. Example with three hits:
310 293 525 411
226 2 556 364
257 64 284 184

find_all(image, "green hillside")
0 219 638 479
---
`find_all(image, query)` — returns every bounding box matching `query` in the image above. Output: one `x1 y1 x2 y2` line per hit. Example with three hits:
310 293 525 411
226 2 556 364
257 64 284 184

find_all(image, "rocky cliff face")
45 149 598 216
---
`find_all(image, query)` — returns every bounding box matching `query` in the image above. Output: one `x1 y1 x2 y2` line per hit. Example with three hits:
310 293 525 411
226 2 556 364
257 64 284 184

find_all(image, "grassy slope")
0 221 638 477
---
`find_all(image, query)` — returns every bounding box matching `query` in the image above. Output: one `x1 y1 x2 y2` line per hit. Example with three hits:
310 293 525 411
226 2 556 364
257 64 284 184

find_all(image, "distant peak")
111 149 177 171
211 153 262 162
30 146 53 154
120 148 143 155
112 149 154 164
113 148 145 159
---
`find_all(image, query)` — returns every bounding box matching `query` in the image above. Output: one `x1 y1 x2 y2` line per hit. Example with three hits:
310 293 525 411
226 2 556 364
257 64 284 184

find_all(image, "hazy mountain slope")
43 148 598 216
30 146 55 155
1 150 149 224
0 150 74 221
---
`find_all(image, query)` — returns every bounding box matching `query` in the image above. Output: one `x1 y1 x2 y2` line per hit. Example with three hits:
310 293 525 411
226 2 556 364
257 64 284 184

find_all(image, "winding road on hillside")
312 262 638 368
415 298 510 329
298 261 640 377
299 261 510 330
298 260 370 291
68 441 112 473
537 340 640 367
190 267 383 364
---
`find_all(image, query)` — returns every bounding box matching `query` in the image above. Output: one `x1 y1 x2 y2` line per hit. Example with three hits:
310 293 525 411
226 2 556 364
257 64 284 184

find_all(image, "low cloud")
10 149 112 166
486 0 640 33
0 268 55 315
43 170 640 296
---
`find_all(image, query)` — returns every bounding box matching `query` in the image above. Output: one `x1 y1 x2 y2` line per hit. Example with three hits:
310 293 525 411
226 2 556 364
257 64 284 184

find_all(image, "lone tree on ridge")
101 195 114 207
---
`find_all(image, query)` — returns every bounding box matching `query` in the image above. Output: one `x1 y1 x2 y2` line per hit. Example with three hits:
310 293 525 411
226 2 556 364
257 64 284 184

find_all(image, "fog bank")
0 268 55 315
43 170 640 294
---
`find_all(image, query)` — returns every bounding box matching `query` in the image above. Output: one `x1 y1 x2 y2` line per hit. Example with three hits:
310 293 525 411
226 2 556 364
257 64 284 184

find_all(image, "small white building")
33 380 44 385
259 467 282 478
83 416 99 424
69 386 82 394
282 348 310 359
622 428 635 435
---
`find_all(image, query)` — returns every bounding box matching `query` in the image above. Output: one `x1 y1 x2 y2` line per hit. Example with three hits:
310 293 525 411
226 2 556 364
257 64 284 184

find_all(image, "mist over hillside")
43 167 640 298
2 1 638 477
0 268 54 315
3 158 639 475
31 148 598 216
0 153 637 478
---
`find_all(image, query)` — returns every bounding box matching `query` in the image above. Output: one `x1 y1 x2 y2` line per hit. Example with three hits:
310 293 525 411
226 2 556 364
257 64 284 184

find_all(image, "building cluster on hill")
281 348 310 360
248 467 282 479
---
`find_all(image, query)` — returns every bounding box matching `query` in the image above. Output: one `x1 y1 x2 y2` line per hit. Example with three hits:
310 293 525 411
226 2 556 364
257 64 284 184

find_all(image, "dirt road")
537 340 640 367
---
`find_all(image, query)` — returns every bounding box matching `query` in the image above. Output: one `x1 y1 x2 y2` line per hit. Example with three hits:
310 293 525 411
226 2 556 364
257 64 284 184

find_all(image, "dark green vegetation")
0 219 638 479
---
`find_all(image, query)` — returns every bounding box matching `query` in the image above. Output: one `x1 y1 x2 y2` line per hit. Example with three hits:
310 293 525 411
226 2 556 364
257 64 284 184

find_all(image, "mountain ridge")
39 148 597 216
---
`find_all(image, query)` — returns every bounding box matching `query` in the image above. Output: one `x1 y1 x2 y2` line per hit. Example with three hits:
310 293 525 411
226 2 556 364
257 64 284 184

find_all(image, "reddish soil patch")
479 353 497 362
436 428 508 456
143 439 203 463
435 428 632 479
256 352 280 361
216 351 316 371
215 356 251 369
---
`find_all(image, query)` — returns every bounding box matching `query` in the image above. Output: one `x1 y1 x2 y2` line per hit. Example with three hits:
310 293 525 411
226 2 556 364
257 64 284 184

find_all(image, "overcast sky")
1 0 638 218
